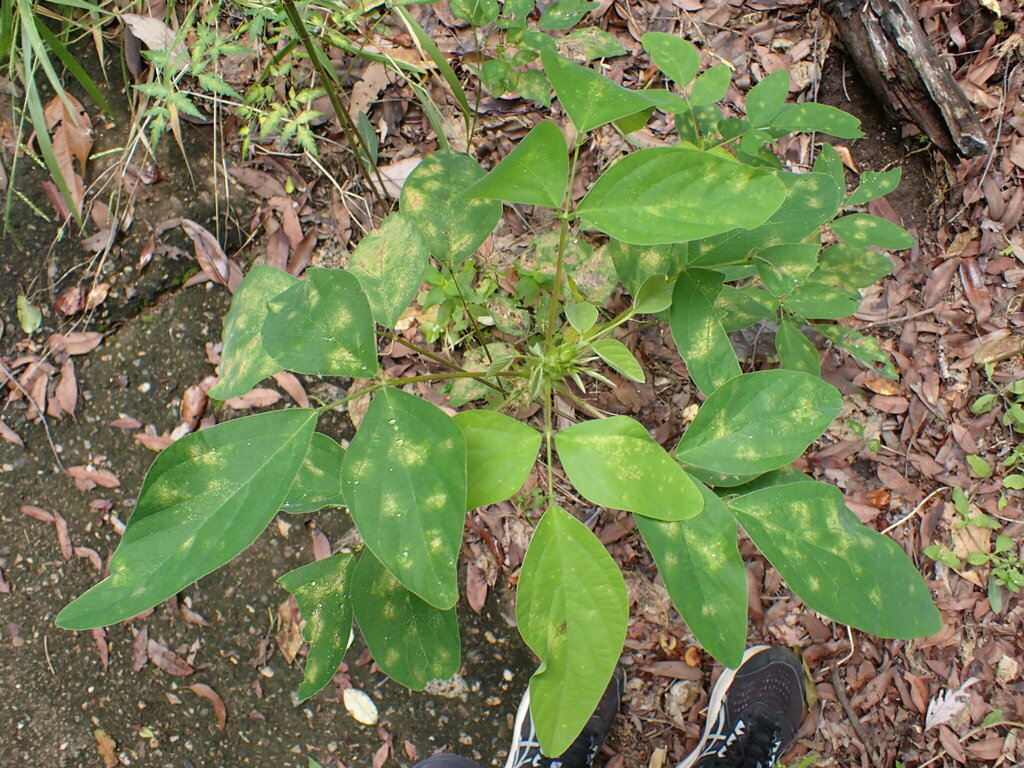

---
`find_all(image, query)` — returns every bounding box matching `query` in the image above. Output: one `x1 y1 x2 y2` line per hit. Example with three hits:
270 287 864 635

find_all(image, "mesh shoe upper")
680 646 806 768
504 666 625 768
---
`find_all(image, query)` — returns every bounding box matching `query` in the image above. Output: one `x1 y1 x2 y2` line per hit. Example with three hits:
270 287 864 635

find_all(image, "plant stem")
376 330 509 395
278 0 387 204
544 142 583 355
543 385 554 503
321 370 518 412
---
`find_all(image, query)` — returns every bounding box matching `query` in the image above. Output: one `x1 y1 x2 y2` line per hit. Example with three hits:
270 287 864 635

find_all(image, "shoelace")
720 713 781 768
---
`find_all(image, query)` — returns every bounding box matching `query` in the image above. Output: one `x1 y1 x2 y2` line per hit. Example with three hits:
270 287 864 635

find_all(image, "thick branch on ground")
822 0 989 159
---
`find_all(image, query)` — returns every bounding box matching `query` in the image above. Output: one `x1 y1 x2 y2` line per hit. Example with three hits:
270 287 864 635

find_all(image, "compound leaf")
670 269 741 396
262 268 377 377
607 239 687 296
57 408 318 629
400 150 502 266
771 102 863 139
557 416 703 521
729 481 942 638
281 432 346 514
676 370 841 482
541 49 654 134
517 505 628 756
454 410 541 509
746 69 790 126
591 339 645 383
846 168 901 206
815 323 897 379
689 65 731 107
348 213 430 328
209 265 297 399
775 319 820 376
278 553 355 700
635 482 746 668
577 147 786 245
341 388 466 609
464 120 567 208
351 549 460 690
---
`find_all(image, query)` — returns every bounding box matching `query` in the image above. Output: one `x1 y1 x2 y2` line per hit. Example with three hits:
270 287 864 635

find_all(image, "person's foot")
678 645 806 768
504 666 626 768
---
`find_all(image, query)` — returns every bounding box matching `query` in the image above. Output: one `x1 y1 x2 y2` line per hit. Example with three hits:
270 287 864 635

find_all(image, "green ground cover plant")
58 15 942 756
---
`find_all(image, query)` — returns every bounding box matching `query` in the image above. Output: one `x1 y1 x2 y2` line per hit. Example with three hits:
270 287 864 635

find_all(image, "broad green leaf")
689 172 842 268
449 342 514 407
464 121 567 208
755 243 819 297
846 168 901 206
577 147 787 245
635 483 745 667
670 269 741 396
281 432 346 514
517 505 628 756
636 88 690 114
454 410 541 509
400 150 502 265
560 27 627 60
772 102 863 139
57 409 318 629
812 143 846 191
450 0 499 25
641 32 699 87
521 232 616 303
516 68 553 106
676 370 841 482
341 388 466 609
565 301 598 333
746 69 790 126
591 339 645 383
689 65 731 107
831 214 915 250
539 0 597 29
608 239 687 296
715 285 777 331
262 268 377 377
209 265 297 399
348 214 430 328
351 549 460 690
278 554 355 700
775 319 820 376
785 282 859 319
721 466 816 499
557 416 703 521
815 323 897 379
16 295 42 334
541 50 654 134
613 107 654 134
810 244 892 294
633 274 675 314
729 482 942 638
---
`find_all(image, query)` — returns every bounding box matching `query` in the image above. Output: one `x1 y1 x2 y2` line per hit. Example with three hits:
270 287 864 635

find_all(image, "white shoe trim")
504 685 535 768
675 645 772 768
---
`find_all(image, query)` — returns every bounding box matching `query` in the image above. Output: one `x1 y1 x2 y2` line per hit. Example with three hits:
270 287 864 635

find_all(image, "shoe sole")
675 645 772 768
504 685 535 768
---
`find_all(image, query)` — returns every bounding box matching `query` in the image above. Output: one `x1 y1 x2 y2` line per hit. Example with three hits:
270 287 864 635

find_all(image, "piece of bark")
822 0 989 159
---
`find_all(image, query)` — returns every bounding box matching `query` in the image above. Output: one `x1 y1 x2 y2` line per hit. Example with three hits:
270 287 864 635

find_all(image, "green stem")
278 0 387 204
543 385 554 504
544 142 583 355
376 330 509 395
321 370 518 412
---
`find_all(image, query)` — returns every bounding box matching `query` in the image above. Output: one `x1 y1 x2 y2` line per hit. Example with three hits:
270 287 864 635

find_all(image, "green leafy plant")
58 30 941 756
924 486 1023 612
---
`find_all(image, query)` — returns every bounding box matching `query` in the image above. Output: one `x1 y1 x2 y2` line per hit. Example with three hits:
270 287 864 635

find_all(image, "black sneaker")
678 645 806 768
504 666 625 768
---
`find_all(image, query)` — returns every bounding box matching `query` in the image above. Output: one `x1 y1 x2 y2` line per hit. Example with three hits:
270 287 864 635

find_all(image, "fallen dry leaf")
132 626 149 672
378 156 422 197
134 433 173 451
188 683 227 731
147 638 195 677
310 529 332 561
52 510 72 560
121 13 188 72
0 569 10 594
94 728 118 768
180 603 210 627
53 286 84 316
0 419 24 447
55 358 78 417
224 387 281 409
86 282 110 310
19 505 54 522
272 372 309 408
372 742 390 768
181 218 230 287
343 688 379 725
48 331 103 355
110 417 143 429
65 465 120 491
180 384 208 431
926 677 979 731
92 627 109 671
466 563 487 614
73 546 103 571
